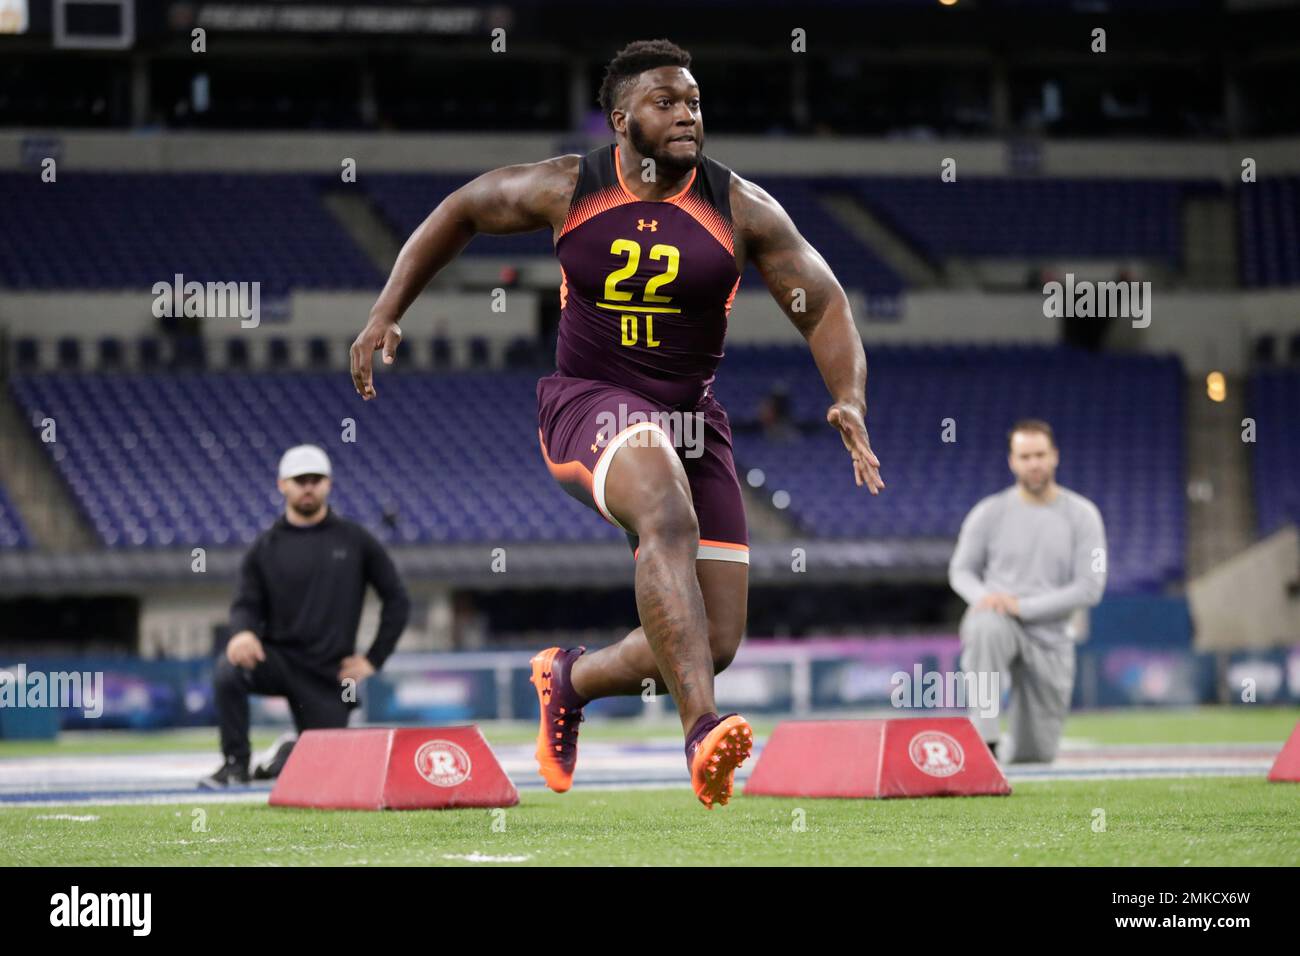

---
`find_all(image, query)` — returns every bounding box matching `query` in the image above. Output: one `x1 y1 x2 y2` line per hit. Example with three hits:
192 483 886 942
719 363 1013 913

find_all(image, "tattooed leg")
568 436 716 733
570 560 747 701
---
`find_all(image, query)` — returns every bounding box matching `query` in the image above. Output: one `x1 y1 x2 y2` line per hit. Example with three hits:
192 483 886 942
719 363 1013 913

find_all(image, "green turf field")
2 707 1297 866
1 778 1296 866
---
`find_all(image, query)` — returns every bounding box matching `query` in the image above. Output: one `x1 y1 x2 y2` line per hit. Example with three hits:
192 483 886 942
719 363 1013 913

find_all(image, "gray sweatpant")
959 607 1075 764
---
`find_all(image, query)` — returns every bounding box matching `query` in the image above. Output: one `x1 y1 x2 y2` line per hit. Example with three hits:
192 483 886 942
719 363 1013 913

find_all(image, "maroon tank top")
553 143 741 410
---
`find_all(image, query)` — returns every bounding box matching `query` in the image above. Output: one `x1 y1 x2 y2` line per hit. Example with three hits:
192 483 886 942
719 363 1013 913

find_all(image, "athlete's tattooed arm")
731 175 885 493
351 155 580 399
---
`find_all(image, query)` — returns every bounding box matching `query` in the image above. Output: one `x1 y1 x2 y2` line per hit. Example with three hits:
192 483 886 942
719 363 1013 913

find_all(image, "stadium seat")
267 338 292 369
307 337 333 370
97 337 124 371
137 337 163 370
504 336 541 369
226 338 251 370
56 337 81 371
13 338 40 373
468 337 491 368
1254 335 1277 366
171 335 207 370
431 336 453 369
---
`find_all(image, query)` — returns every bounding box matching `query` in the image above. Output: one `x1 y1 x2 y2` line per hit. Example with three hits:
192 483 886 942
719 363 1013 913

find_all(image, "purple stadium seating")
0 173 383 293
363 174 556 258
1249 368 1300 533
363 173 906 294
7 344 1185 593
847 176 1205 266
745 176 904 295
0 171 1223 297
715 343 1186 593
1239 178 1300 288
0 483 32 549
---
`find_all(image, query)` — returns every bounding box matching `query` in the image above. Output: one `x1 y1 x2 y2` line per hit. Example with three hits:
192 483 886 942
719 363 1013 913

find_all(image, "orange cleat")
528 646 587 793
688 713 754 809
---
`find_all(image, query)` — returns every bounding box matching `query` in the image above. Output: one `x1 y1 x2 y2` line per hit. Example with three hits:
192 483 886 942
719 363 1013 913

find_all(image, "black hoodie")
228 509 411 678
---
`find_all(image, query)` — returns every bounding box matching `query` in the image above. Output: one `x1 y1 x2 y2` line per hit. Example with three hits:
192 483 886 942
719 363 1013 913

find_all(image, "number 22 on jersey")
599 238 682 348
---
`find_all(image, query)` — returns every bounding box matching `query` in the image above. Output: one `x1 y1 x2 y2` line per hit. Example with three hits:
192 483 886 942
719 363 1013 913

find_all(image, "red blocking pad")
269 726 519 810
1267 722 1300 783
744 717 1011 799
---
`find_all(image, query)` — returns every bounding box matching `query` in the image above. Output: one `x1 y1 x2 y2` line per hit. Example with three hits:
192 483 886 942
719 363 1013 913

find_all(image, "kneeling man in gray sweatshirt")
948 419 1107 763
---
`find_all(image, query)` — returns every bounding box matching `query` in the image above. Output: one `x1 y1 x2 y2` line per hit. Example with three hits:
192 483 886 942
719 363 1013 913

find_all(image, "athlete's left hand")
350 315 403 400
827 402 884 493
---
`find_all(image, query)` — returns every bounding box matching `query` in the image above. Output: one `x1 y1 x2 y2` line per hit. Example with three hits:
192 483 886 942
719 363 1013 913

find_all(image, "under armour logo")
636 219 658 232
333 548 347 560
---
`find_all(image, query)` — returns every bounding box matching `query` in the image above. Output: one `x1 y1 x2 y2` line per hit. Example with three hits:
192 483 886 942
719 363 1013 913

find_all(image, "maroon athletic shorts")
536 372 749 563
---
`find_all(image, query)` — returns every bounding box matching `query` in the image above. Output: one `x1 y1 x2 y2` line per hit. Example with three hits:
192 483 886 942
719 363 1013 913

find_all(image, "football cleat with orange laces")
528 646 588 793
686 713 754 809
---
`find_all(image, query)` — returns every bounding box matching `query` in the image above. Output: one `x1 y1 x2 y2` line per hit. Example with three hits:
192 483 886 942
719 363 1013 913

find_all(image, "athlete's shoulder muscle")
455 153 581 236
728 173 798 269
728 171 840 328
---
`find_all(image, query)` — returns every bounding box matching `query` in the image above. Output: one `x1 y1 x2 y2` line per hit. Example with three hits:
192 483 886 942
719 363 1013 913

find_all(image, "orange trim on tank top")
614 145 697 205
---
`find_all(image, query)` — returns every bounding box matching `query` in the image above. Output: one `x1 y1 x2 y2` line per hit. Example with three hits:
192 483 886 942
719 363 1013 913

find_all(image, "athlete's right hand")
350 315 403 400
227 631 266 670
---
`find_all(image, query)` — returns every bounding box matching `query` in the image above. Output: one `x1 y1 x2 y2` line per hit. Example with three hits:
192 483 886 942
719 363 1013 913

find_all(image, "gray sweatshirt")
948 485 1108 643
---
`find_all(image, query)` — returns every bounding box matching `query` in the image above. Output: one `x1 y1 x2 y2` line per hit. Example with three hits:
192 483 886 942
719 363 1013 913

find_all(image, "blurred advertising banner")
167 2 509 35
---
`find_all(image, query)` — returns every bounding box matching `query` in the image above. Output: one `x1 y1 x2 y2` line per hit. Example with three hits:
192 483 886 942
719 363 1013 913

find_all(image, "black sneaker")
252 733 298 780
199 757 250 790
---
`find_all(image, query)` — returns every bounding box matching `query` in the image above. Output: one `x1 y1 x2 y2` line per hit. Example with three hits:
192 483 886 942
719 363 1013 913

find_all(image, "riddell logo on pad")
908 731 965 778
414 739 472 787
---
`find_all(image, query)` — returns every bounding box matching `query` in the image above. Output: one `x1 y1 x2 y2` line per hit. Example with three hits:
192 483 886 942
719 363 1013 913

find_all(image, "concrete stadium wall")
1188 526 1300 652
4 287 1298 373
0 289 543 352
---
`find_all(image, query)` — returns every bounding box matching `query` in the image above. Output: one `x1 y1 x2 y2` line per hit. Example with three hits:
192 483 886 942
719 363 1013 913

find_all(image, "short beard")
292 499 323 518
627 115 700 177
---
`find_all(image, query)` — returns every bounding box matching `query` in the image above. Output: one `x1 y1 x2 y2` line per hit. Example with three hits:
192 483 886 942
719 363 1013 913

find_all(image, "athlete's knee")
635 484 699 551
709 627 743 674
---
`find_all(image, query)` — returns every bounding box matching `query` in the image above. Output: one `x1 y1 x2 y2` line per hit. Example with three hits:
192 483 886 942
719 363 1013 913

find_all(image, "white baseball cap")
278 444 332 480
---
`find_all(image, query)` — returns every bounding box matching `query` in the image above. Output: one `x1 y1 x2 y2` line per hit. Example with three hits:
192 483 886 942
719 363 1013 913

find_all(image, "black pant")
213 646 357 763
